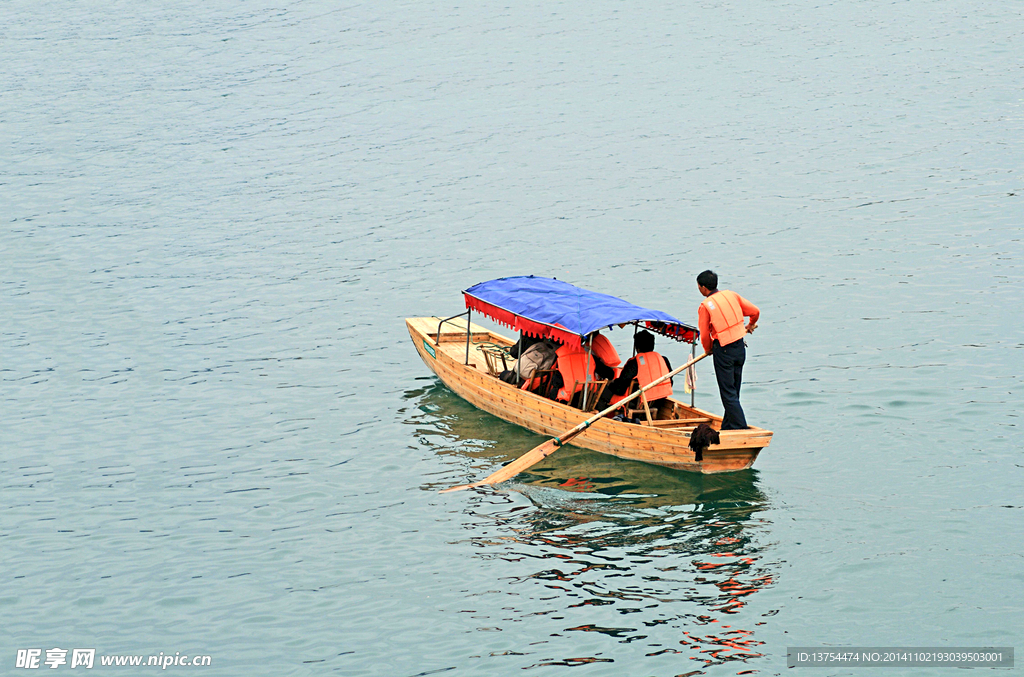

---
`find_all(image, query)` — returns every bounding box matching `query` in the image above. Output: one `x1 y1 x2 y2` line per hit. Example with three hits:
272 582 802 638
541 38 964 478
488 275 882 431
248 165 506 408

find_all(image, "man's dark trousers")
712 339 747 430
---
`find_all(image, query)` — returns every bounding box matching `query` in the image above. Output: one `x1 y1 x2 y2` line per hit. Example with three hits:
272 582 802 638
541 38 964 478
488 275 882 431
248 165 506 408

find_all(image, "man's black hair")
634 329 656 353
696 270 718 290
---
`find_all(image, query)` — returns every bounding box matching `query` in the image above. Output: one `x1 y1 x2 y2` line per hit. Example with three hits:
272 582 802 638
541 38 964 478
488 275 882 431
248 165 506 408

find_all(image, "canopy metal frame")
436 309 472 365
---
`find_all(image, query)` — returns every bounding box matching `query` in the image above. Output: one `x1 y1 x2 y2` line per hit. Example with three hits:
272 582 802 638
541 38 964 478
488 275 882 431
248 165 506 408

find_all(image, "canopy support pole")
516 330 524 385
690 341 696 408
582 335 592 410
465 308 472 365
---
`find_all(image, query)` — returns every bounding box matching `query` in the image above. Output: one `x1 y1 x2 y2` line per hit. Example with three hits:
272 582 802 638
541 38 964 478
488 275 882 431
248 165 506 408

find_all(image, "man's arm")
698 303 712 353
610 357 638 395
739 296 760 332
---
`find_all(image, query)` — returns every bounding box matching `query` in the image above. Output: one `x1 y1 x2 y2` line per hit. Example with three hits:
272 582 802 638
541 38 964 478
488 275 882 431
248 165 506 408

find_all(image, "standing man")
697 270 759 430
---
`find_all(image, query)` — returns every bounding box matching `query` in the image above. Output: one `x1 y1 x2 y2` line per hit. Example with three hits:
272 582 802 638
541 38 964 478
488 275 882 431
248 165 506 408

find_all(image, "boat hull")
406 317 771 474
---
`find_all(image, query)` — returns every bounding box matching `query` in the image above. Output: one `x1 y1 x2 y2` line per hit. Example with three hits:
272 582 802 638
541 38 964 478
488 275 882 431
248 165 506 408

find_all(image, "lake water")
2 0 1021 675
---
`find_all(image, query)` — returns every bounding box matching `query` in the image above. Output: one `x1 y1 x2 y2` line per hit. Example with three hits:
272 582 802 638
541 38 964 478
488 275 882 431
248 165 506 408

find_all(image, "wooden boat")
407 277 772 476
409 380 768 508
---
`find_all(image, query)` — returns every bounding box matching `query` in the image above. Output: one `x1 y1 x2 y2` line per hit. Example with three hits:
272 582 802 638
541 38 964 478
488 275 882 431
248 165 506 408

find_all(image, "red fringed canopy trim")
464 294 585 347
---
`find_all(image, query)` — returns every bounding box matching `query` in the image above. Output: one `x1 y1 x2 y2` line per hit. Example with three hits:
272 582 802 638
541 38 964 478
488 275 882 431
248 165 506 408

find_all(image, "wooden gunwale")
407 317 771 474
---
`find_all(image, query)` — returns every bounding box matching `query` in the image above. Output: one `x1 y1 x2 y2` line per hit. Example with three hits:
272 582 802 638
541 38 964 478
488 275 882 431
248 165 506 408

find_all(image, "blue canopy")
463 276 697 347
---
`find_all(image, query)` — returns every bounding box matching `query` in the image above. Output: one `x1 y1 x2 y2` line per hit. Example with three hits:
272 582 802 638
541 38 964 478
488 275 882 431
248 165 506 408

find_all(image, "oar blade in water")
439 437 562 493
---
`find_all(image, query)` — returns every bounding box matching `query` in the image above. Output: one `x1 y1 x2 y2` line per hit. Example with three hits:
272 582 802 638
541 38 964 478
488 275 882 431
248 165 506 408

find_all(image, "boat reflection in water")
403 383 780 671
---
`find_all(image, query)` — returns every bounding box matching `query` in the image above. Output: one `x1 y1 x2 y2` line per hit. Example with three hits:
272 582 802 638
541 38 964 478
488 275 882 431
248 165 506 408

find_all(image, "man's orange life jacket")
555 344 597 403
635 351 672 401
702 290 746 347
589 334 621 369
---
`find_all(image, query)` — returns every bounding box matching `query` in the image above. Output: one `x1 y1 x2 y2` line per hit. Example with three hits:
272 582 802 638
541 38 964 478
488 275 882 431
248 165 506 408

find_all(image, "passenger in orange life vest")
545 332 620 403
550 341 598 403
697 270 760 430
588 331 621 381
607 330 674 419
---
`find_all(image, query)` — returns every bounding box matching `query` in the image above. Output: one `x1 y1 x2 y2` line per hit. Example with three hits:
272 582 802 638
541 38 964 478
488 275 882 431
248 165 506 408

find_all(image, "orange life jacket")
635 351 672 401
555 344 597 402
589 334 620 369
702 289 746 346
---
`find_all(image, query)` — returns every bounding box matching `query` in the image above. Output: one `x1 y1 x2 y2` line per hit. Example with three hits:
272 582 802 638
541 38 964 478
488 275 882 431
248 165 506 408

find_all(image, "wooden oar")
440 350 710 493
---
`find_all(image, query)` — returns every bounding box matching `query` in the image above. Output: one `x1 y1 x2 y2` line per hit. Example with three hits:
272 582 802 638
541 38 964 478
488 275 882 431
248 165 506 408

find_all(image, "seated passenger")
608 330 674 420
507 334 542 359
588 331 621 381
548 341 598 404
502 339 558 389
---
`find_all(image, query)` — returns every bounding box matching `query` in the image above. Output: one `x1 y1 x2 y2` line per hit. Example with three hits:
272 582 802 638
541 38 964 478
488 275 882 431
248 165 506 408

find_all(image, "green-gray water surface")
2 0 1021 675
